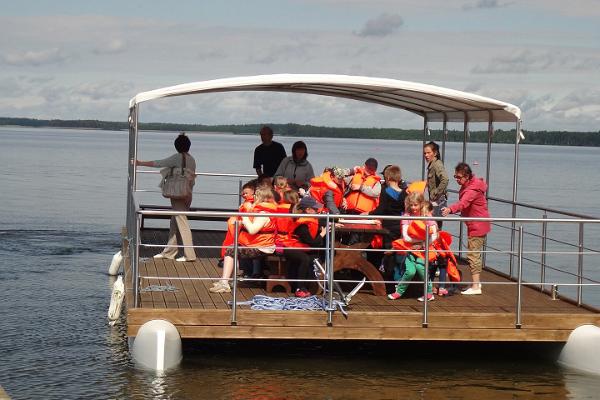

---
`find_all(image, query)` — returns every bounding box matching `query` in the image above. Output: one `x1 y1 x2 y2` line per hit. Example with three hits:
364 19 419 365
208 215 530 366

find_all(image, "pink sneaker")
387 292 402 300
437 288 449 296
418 293 435 302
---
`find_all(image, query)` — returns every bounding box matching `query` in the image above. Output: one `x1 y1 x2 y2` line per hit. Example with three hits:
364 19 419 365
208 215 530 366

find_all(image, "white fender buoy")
107 276 124 326
558 324 600 375
108 251 123 276
131 320 182 372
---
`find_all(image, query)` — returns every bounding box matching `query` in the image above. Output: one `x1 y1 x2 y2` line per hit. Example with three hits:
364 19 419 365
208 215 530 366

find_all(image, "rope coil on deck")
234 295 348 317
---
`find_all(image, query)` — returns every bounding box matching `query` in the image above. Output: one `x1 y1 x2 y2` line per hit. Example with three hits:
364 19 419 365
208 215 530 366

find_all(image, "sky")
0 0 599 131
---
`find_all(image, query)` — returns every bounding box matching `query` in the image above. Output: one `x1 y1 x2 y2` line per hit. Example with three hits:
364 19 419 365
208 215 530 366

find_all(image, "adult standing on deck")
136 133 197 262
274 140 315 189
442 162 490 295
424 141 449 228
253 126 286 177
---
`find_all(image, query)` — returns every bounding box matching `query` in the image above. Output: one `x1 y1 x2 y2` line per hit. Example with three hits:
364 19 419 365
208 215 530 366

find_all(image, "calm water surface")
1 127 599 399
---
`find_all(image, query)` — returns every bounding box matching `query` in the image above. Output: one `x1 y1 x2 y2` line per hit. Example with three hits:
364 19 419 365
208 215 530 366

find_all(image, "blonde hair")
405 192 425 213
254 185 275 203
384 165 401 182
421 201 434 216
274 175 288 189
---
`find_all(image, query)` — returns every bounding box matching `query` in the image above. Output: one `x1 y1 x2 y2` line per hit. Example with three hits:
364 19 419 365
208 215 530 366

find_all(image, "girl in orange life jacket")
344 158 382 214
219 181 256 260
275 189 300 248
273 175 291 204
388 192 438 301
422 201 449 296
210 186 277 293
308 167 347 214
283 196 327 298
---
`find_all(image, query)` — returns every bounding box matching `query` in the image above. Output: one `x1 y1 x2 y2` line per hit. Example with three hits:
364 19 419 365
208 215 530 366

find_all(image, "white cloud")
3 48 69 67
93 38 128 55
355 13 403 37
462 0 514 10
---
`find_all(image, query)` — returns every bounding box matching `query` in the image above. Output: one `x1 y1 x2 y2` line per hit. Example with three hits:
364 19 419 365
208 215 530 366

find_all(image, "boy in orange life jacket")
219 181 256 262
282 196 327 298
344 158 382 214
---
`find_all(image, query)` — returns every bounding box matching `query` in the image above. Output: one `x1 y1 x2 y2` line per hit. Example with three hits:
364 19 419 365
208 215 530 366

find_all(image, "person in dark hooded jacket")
274 141 315 190
442 162 491 295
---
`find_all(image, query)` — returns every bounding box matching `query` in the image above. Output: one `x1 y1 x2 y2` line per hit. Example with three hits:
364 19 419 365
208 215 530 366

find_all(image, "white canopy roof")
129 74 521 123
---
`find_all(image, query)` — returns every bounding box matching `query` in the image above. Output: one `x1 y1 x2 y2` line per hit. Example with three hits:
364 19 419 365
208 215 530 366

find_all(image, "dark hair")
291 141 308 161
455 162 473 178
424 141 440 160
242 180 256 191
174 133 191 153
365 157 378 169
260 126 273 136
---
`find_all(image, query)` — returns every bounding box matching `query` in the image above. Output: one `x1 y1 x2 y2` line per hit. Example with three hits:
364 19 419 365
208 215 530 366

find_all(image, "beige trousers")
160 196 196 260
467 235 486 274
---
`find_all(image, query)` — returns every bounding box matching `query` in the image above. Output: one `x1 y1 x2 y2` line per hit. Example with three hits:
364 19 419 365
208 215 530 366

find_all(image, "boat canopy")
129 74 521 123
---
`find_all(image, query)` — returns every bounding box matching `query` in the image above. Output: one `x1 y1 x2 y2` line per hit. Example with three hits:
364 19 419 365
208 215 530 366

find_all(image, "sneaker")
176 256 196 262
209 281 231 293
295 289 311 298
387 292 402 300
437 288 449 296
418 293 435 302
153 254 173 260
461 287 482 295
217 258 224 268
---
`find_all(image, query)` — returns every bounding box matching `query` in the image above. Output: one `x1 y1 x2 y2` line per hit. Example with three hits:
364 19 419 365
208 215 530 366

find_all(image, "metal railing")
127 203 600 327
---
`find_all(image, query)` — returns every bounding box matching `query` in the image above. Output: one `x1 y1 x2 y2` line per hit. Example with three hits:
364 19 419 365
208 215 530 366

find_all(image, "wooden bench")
264 255 291 294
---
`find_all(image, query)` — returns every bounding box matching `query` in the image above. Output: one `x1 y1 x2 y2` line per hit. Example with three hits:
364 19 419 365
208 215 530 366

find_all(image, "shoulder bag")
160 153 193 199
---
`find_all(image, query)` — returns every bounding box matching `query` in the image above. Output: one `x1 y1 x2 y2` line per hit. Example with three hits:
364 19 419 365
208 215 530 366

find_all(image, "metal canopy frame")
127 73 524 277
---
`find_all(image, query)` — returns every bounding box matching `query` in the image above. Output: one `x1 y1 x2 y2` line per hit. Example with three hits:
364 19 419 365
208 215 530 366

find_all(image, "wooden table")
332 220 389 296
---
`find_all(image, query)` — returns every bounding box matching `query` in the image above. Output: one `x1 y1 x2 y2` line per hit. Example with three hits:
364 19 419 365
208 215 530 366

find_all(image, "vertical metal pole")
540 213 548 292
441 116 447 163
327 217 336 326
422 228 430 327
421 116 428 180
515 225 523 328
509 120 522 277
459 116 469 258
237 179 243 207
133 212 140 308
482 118 493 270
577 222 584 306
231 219 240 325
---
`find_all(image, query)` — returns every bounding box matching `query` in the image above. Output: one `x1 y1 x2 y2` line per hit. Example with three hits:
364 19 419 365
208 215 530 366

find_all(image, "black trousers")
283 249 317 291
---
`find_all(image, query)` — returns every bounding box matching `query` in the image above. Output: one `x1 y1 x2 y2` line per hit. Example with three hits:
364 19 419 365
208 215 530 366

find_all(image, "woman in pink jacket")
441 162 490 295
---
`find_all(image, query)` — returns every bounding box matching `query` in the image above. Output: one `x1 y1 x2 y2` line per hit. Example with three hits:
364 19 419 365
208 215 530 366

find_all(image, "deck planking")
123 229 600 342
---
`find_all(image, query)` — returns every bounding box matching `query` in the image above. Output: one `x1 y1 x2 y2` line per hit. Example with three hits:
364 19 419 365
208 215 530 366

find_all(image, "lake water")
1 126 599 399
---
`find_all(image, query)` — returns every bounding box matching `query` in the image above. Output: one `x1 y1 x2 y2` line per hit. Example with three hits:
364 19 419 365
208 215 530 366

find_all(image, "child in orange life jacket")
210 186 277 293
219 181 256 264
273 175 291 204
282 196 327 298
275 190 300 249
308 167 348 214
422 201 449 296
344 158 382 215
388 192 438 301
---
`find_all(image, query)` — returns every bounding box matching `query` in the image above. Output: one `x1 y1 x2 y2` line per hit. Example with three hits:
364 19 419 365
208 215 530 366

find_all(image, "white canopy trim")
129 74 521 123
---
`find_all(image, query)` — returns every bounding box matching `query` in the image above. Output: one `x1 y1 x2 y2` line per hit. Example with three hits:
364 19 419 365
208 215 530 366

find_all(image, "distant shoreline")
1 117 598 147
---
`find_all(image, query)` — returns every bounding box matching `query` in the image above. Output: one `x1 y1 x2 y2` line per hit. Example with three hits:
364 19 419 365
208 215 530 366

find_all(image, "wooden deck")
124 229 600 342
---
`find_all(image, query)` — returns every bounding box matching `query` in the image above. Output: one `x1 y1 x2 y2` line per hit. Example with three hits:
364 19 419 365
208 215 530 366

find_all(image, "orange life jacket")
282 217 319 249
274 203 295 244
433 231 460 282
391 220 437 262
309 172 344 211
237 201 277 248
345 167 381 213
220 199 255 257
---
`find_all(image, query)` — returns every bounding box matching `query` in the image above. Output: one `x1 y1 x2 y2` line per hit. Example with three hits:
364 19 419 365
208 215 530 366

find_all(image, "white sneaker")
461 287 482 295
153 254 173 260
209 281 231 293
175 256 195 262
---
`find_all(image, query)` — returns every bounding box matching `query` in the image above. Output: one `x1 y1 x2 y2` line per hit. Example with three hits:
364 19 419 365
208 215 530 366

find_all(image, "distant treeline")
1 117 598 147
